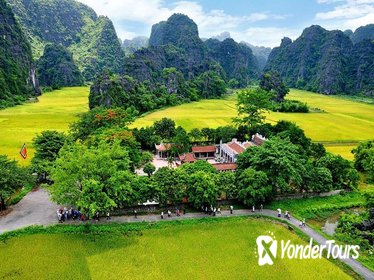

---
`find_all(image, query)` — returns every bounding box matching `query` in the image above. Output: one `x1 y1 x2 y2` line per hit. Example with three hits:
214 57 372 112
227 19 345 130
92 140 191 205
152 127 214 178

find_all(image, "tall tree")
237 168 272 206
260 71 289 103
234 88 272 129
31 130 67 182
153 118 176 140
237 137 306 194
49 141 131 215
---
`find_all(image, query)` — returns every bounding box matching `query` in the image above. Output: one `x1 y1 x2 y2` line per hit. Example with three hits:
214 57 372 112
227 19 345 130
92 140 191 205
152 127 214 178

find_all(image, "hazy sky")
77 0 374 47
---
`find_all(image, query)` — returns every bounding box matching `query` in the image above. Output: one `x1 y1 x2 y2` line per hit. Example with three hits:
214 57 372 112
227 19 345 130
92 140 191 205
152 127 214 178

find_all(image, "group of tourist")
56 207 85 223
160 207 186 219
201 205 223 216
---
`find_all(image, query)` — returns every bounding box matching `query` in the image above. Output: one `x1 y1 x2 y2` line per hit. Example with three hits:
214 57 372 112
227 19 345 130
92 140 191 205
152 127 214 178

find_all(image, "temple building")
192 145 216 159
218 134 266 163
155 143 173 159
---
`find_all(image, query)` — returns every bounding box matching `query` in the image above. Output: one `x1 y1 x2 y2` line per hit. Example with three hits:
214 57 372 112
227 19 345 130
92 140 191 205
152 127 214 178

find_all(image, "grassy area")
267 192 366 221
0 217 354 280
133 89 374 160
0 87 89 165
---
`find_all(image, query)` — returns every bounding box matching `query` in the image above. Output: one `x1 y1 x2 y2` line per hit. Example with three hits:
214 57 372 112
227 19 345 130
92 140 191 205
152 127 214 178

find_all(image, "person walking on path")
106 212 111 220
134 210 137 219
252 205 255 212
230 205 233 214
168 210 171 217
260 204 263 212
277 208 281 218
161 212 164 219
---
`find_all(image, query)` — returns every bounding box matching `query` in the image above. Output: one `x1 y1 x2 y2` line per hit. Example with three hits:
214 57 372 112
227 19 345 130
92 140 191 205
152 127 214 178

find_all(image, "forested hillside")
7 0 125 81
37 44 83 89
265 25 374 95
0 0 39 108
350 24 374 44
124 14 259 87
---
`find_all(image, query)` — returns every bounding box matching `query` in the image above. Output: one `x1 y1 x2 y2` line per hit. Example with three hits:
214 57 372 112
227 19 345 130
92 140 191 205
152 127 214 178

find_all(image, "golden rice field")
134 89 374 160
0 87 89 165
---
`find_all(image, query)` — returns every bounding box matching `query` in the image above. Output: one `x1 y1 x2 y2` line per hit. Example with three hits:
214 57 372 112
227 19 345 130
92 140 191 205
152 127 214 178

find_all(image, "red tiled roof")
252 134 266 146
228 142 245 154
243 142 256 148
212 163 238 171
179 153 196 163
155 143 172 151
192 145 216 153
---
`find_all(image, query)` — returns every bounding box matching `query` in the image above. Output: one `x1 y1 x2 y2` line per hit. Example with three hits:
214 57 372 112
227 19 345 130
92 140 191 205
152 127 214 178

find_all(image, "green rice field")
0 218 354 280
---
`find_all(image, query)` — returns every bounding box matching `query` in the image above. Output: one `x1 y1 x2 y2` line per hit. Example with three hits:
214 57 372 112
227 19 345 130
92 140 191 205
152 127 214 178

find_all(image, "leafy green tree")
194 71 227 99
216 171 236 199
214 126 237 143
237 168 272 206
201 128 215 142
187 171 218 208
260 71 289 103
143 163 156 177
70 107 136 141
0 155 32 210
234 88 272 129
107 171 139 208
171 127 191 155
189 128 202 142
273 121 311 153
133 127 161 150
88 127 142 170
353 141 374 182
49 141 131 215
237 137 306 194
317 154 359 189
76 179 116 216
31 130 66 181
153 118 176 140
180 160 217 174
302 165 333 193
153 167 187 206
141 151 154 165
365 192 374 208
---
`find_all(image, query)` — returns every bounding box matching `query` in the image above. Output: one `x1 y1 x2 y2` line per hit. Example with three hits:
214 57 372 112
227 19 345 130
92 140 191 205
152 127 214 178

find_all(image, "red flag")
20 143 27 159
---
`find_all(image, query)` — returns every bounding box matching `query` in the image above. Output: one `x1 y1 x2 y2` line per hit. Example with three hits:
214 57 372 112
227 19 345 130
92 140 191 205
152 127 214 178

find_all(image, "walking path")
0 188 59 234
0 189 373 279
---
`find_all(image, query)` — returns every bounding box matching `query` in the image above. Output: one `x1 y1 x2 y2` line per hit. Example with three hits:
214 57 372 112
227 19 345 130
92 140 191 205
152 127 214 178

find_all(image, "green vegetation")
0 155 33 210
38 44 83 89
0 0 39 109
133 89 374 159
0 218 353 279
0 87 89 164
267 192 366 221
353 141 374 182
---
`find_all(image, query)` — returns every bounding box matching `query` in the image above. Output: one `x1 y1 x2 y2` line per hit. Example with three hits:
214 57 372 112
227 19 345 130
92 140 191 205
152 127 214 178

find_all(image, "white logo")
256 233 278 266
256 232 360 266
